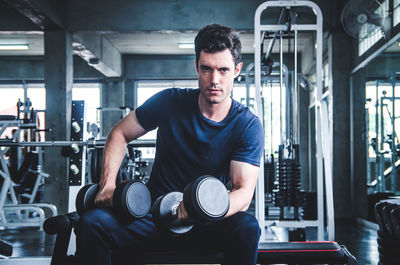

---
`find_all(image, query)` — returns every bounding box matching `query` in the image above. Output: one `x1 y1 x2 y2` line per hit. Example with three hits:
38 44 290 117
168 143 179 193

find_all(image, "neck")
198 95 232 122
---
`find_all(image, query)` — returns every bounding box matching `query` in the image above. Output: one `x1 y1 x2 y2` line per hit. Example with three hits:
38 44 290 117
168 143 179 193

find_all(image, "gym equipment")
374 199 400 265
365 83 400 194
390 206 400 239
43 211 357 265
152 176 230 235
0 239 12 257
75 180 151 222
273 144 304 220
0 104 57 230
254 0 332 241
89 147 149 184
0 138 155 149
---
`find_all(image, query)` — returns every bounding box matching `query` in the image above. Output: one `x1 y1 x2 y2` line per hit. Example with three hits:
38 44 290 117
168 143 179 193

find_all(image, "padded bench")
45 213 357 265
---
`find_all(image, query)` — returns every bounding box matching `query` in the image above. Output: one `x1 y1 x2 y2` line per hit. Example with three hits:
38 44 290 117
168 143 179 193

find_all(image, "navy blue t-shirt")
135 88 264 199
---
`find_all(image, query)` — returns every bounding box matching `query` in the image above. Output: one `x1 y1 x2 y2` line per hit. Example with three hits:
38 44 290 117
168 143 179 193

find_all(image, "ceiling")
0 31 314 56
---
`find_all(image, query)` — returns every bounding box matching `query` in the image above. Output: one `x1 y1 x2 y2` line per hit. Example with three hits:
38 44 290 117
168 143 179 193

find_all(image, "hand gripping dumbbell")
76 179 151 222
151 175 230 235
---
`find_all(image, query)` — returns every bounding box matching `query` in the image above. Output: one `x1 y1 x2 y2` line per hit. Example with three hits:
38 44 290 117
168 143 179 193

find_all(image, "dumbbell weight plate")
379 253 400 264
382 204 399 237
184 175 229 224
152 192 194 235
377 235 400 249
76 184 99 216
390 207 400 240
113 180 151 221
375 202 388 232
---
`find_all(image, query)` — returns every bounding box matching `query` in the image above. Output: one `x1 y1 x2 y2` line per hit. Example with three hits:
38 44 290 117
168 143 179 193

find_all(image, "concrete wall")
0 56 104 80
0 1 39 31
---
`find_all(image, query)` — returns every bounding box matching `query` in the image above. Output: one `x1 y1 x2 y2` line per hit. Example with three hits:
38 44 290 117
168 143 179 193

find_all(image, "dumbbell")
152 175 230 235
76 179 151 222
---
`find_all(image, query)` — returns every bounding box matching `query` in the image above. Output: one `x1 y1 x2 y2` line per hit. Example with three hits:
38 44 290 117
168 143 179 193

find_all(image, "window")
358 0 389 56
0 83 44 140
232 81 283 158
394 0 400 26
0 82 100 140
72 83 101 128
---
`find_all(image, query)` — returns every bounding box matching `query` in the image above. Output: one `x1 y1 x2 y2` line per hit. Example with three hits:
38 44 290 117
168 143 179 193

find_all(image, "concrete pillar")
124 79 135 109
351 69 368 219
43 31 73 214
330 32 353 219
101 79 125 138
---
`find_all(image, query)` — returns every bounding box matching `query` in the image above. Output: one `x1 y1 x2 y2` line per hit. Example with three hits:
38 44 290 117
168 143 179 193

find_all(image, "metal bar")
245 63 255 108
0 139 156 148
308 105 312 191
254 5 266 241
264 8 286 62
294 29 298 144
391 78 396 191
375 81 381 192
259 24 318 31
280 31 284 143
380 97 386 191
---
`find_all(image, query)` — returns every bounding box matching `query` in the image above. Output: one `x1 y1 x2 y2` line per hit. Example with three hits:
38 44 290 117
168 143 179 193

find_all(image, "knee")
75 208 111 237
229 212 261 243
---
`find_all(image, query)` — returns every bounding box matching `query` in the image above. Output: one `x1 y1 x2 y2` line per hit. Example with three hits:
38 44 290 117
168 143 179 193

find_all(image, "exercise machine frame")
254 0 335 241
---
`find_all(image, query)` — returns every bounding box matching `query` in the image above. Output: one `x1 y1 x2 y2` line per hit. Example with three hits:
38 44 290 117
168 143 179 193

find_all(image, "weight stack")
273 144 305 220
302 192 317 220
264 154 275 195
374 200 400 265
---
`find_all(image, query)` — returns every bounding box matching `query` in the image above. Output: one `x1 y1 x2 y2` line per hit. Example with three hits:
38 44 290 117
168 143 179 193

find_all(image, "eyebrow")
199 64 231 71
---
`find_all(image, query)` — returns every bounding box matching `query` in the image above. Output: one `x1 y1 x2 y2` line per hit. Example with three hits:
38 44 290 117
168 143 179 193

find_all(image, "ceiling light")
178 42 194 49
0 44 29 50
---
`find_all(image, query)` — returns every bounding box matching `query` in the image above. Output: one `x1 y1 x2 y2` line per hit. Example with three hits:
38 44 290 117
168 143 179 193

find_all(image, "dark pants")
75 209 261 265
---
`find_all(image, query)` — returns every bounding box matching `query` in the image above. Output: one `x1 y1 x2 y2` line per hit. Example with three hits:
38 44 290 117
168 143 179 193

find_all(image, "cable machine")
254 0 335 241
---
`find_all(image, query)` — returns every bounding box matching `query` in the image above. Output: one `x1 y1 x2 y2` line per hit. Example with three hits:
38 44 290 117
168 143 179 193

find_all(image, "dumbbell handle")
171 203 179 217
170 201 194 223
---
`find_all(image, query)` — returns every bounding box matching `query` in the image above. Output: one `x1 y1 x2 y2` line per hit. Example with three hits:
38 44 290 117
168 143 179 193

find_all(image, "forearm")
224 160 259 218
225 188 253 217
99 128 129 189
99 110 147 189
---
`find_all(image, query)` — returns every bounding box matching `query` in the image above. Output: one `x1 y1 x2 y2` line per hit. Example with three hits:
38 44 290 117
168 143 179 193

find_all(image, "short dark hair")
194 24 242 66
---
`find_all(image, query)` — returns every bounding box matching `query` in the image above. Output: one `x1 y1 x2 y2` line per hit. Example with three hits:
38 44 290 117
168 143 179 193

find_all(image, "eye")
220 68 229 74
200 66 211 72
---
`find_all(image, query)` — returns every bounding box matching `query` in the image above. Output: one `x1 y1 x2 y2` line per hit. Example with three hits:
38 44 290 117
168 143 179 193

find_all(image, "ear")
234 62 243 78
194 59 199 74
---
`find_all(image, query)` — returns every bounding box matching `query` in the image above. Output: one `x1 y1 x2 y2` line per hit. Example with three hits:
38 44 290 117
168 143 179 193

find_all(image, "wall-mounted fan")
341 0 391 39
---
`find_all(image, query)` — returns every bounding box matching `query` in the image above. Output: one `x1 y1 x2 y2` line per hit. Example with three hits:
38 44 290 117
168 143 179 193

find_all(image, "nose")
210 70 220 87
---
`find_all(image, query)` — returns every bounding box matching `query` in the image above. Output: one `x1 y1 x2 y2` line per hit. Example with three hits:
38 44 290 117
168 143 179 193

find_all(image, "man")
76 24 264 265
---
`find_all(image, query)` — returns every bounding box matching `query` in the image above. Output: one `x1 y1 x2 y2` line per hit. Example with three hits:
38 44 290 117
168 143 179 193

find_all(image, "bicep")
230 160 259 192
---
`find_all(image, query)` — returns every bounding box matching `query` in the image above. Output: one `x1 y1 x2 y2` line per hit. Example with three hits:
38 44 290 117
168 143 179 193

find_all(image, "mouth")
207 88 222 93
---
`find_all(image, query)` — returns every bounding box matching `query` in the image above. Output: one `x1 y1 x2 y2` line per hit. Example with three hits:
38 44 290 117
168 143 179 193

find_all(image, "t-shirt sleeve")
231 116 264 167
135 89 171 131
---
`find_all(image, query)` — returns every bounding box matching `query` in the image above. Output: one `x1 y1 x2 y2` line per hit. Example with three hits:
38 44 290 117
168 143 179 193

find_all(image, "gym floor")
0 219 378 265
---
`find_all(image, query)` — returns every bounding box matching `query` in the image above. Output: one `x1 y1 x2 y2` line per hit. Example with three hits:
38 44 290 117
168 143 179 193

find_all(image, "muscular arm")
95 110 147 207
225 160 259 217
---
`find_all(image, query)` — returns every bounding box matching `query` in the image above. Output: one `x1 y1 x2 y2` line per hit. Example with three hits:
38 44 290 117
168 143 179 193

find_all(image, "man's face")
196 49 242 105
